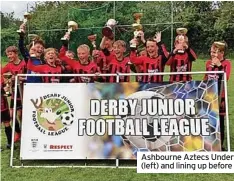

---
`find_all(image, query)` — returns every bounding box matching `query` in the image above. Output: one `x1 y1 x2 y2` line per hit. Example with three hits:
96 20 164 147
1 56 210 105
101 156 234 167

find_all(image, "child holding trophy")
27 48 62 83
59 21 78 82
59 23 100 83
99 19 116 69
129 12 169 83
18 14 45 83
1 74 13 150
167 28 197 82
130 32 169 83
204 41 232 151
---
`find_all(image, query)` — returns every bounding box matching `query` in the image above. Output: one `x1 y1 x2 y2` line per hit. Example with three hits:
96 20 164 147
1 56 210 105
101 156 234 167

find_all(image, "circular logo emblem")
31 94 75 136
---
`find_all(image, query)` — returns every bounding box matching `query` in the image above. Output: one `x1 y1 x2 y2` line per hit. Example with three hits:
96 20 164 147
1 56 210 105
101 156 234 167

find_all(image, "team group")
0 22 232 151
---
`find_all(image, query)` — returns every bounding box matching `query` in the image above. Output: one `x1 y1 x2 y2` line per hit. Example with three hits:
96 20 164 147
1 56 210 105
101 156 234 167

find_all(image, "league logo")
30 94 75 136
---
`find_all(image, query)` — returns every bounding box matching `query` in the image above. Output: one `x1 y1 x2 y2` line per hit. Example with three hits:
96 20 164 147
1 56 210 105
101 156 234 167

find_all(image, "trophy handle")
17 23 26 34
17 29 24 34
67 27 73 33
92 41 96 49
23 18 28 24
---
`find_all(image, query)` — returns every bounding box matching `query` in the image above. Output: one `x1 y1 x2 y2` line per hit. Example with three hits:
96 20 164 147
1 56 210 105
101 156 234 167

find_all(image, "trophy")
131 13 143 48
102 19 118 39
28 34 39 57
17 12 31 34
175 28 188 53
213 41 226 51
61 21 78 41
88 34 97 50
3 73 13 97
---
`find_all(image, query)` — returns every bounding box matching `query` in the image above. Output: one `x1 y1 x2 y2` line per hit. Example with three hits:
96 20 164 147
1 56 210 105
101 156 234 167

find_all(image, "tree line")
1 1 234 57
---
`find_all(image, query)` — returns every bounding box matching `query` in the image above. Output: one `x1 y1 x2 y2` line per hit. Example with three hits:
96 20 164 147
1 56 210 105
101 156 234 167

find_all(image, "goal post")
10 71 230 168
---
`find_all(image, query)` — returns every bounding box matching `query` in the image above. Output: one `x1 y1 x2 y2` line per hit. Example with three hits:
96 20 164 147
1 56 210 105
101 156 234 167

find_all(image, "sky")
1 1 36 19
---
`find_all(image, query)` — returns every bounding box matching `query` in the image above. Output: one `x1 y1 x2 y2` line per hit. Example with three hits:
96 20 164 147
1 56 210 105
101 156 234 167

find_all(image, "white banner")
20 83 92 160
20 81 221 160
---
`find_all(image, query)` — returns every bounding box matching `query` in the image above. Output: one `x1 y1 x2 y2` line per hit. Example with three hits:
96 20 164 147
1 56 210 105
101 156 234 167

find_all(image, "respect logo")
30 93 75 136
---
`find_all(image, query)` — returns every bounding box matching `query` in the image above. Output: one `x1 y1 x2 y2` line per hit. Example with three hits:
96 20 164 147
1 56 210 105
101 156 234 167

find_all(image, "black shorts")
1 110 11 122
10 99 22 110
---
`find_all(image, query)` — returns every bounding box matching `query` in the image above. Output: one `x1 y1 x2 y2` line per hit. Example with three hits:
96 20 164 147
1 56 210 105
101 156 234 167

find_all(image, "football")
60 112 74 126
121 90 173 151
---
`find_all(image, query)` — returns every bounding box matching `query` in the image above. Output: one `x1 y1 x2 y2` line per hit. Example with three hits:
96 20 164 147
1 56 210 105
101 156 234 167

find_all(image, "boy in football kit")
204 41 232 151
59 33 80 83
105 40 131 82
167 28 197 82
129 32 169 83
94 36 115 81
60 44 100 83
18 23 45 83
1 74 13 149
27 48 62 83
1 46 26 141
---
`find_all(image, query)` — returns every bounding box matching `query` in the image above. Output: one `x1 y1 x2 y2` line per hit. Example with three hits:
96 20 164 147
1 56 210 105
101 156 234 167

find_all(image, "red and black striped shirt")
1 77 9 112
1 60 26 100
205 59 231 115
130 42 169 83
167 48 197 82
75 62 99 83
205 59 231 82
60 55 99 83
27 60 62 83
106 57 131 83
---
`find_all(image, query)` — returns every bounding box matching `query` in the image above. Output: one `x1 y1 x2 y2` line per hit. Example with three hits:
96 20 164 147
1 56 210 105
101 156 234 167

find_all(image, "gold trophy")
61 21 78 41
131 13 143 48
213 41 226 51
28 34 39 57
102 19 118 39
3 73 13 97
88 34 97 50
175 28 188 53
17 12 31 34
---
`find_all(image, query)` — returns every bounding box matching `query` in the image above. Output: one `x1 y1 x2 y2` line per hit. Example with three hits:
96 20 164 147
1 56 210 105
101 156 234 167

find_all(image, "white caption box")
137 152 234 173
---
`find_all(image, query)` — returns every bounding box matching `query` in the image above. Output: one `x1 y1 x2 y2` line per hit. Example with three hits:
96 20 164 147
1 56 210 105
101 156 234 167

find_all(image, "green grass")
1 58 234 181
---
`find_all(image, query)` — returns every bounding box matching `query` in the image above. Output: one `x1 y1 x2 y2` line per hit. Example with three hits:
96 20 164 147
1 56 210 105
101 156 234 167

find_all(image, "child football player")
167 28 197 82
205 41 232 151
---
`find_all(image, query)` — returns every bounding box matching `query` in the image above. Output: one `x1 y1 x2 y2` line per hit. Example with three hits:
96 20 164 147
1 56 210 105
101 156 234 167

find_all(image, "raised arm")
27 59 46 73
1 64 10 74
59 54 76 68
154 32 169 65
129 50 144 65
18 24 30 62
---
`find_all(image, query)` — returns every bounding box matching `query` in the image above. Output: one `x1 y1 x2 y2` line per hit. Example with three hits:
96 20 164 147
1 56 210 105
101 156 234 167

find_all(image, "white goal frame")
9 71 230 168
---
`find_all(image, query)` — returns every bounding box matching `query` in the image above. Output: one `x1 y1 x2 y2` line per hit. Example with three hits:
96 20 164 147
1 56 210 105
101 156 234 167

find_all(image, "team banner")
20 80 221 160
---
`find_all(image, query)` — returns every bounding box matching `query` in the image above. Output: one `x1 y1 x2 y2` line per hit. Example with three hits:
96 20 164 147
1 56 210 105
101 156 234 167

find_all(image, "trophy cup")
28 34 39 57
17 12 31 34
3 73 13 97
176 28 188 54
102 19 118 39
131 13 143 48
88 34 97 49
213 41 226 51
61 21 78 41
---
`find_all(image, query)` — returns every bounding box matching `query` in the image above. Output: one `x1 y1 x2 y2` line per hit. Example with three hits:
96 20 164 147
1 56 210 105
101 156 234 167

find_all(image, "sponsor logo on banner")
30 93 75 136
43 144 73 152
30 138 39 152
